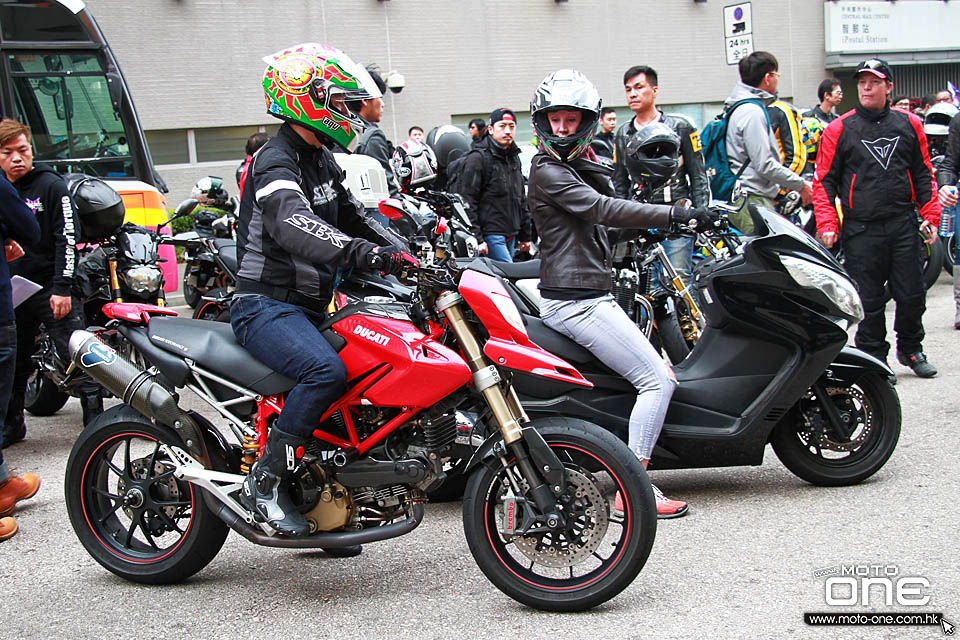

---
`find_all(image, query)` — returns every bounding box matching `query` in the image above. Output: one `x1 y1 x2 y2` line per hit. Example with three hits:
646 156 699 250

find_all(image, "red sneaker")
0 472 41 517
613 491 624 515
652 484 689 519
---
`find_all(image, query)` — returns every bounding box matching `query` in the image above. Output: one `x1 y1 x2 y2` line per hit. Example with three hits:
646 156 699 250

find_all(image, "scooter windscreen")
749 205 839 267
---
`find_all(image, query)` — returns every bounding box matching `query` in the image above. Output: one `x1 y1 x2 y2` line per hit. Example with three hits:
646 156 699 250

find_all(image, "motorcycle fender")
825 345 894 385
463 424 565 491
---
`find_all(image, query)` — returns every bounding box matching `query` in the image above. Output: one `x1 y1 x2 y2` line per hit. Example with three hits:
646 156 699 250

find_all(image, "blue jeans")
0 323 17 482
662 236 694 284
484 234 515 263
230 295 346 438
539 294 676 461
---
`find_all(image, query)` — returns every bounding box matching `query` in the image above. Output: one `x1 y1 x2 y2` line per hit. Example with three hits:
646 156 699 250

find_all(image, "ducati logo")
861 136 900 170
353 324 390 346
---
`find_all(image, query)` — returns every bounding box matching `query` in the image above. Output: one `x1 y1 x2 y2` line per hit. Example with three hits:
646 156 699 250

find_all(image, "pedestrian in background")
467 118 486 148
612 65 710 283
236 131 269 195
814 58 942 380
457 108 531 262
0 170 42 541
407 126 424 144
935 109 960 328
350 66 399 195
589 106 617 166
803 79 842 124
723 52 811 234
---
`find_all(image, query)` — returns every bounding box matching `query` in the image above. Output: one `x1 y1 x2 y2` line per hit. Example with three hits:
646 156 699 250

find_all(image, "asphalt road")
1 274 957 640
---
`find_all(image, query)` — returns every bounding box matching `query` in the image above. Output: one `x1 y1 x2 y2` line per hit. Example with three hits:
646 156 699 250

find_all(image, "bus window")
0 1 87 42
8 51 134 178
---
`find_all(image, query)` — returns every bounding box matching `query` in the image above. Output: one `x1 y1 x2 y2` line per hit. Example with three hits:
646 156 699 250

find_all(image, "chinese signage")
723 2 753 66
825 1 960 54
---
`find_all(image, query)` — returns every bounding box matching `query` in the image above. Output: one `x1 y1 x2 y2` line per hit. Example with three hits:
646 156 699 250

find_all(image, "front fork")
647 243 704 336
436 291 566 526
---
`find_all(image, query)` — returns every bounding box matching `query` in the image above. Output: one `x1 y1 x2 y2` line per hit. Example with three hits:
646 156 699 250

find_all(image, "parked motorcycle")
24 176 169 416
64 213 658 611
513 204 900 486
178 198 237 308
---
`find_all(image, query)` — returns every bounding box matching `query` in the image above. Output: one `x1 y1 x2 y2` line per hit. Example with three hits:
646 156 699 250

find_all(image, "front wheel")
462 418 657 612
64 406 228 583
182 261 201 308
771 372 901 486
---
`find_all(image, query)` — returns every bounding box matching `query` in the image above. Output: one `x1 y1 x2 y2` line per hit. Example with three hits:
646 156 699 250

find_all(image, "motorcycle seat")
485 258 541 280
147 317 304 396
523 315 595 365
212 239 238 275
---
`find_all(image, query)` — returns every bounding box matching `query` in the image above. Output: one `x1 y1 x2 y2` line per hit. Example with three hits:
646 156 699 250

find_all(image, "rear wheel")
191 288 229 322
182 261 201 308
771 372 900 486
943 235 955 276
24 332 69 417
462 418 656 612
64 406 228 583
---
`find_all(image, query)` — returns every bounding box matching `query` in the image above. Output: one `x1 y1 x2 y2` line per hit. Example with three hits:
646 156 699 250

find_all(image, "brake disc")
509 468 609 568
803 386 872 452
119 458 180 521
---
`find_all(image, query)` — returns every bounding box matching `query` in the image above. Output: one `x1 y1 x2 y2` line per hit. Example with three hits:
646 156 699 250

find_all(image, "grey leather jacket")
528 153 673 292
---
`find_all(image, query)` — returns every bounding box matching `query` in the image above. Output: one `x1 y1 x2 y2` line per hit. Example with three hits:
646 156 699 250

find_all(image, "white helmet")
923 102 959 137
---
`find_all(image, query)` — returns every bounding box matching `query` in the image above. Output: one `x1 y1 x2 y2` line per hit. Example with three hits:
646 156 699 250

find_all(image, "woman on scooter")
527 69 718 518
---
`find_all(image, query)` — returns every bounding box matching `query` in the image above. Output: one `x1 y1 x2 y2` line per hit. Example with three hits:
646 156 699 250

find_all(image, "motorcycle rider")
814 58 942 379
231 44 417 540
612 65 710 284
935 107 960 328
0 118 102 442
527 69 719 518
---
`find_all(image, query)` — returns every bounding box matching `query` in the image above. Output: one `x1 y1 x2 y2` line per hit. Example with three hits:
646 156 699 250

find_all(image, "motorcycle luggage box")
65 174 126 241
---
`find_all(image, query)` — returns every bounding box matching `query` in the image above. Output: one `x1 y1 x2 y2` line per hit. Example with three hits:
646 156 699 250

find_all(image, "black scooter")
490 205 899 486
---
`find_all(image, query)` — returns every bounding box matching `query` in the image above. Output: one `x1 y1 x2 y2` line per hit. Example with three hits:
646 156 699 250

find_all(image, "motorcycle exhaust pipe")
69 330 209 463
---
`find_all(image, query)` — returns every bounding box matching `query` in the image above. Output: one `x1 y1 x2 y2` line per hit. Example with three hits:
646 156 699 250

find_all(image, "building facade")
80 0 953 203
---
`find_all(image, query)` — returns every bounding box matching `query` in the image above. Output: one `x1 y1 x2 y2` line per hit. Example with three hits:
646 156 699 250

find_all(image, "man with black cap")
456 108 531 262
813 58 942 380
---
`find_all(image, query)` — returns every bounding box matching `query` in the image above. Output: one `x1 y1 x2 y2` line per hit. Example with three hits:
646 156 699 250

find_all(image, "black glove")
364 245 419 276
670 205 720 231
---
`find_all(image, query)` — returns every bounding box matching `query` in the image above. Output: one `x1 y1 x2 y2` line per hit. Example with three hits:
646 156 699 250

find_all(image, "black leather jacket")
936 112 960 187
612 112 711 207
528 153 672 292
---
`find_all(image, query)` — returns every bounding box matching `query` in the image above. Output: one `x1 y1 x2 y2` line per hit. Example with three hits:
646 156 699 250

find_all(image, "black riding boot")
241 427 311 536
2 393 26 448
80 389 103 427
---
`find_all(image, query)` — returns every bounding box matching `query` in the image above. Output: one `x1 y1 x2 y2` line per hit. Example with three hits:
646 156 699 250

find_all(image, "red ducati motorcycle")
64 232 656 611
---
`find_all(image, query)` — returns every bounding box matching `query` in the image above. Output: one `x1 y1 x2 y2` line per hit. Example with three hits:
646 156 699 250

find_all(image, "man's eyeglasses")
768 71 781 78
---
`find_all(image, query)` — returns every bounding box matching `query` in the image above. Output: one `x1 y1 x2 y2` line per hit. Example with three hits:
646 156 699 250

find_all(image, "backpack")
700 98 771 201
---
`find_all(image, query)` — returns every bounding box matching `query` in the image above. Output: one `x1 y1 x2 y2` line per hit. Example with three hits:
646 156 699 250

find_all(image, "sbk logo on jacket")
861 136 900 170
282 213 351 248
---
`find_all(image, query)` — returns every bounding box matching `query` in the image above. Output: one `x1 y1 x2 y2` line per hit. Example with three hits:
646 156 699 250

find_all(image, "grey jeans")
540 294 677 460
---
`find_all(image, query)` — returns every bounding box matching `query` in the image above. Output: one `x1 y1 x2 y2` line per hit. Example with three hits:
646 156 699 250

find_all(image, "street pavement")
0 274 957 640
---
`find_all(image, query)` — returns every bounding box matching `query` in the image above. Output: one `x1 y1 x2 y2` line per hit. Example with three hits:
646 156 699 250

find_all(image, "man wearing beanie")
456 108 531 262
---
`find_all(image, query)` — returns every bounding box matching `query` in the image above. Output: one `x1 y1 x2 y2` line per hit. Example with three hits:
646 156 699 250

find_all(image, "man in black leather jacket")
232 44 415 540
612 66 710 282
589 107 617 166
456 108 531 262
935 110 960 327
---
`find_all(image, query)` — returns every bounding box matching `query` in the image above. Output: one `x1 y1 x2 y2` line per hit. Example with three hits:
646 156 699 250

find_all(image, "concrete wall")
83 0 827 203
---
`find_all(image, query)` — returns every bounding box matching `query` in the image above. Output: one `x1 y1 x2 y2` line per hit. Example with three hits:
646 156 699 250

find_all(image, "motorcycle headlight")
122 265 163 296
780 255 863 323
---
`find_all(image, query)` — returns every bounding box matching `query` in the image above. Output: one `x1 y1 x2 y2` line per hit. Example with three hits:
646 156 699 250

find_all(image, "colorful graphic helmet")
623 122 680 193
391 140 438 191
530 69 601 162
800 117 825 157
262 43 382 152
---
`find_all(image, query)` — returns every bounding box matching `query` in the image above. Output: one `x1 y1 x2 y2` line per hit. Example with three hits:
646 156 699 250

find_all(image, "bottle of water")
940 186 957 238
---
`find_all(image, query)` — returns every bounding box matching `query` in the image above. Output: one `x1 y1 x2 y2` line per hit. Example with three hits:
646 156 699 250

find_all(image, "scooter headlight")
780 255 863 322
122 265 163 296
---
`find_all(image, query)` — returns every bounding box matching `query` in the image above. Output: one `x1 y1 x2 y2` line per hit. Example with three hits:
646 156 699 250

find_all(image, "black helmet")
64 174 125 241
530 69 601 162
624 122 680 192
390 140 438 191
425 125 471 170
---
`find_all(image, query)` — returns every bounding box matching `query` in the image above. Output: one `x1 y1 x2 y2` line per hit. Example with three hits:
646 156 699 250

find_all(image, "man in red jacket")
813 58 942 379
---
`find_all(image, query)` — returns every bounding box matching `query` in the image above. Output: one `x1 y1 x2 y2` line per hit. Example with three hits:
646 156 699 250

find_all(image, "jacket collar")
482 134 519 158
855 101 890 122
